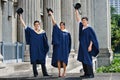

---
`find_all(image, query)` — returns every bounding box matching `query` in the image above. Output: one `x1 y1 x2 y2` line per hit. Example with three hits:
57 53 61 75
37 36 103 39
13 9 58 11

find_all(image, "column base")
97 48 113 67
0 63 5 69
0 53 5 69
69 49 77 58
24 45 30 62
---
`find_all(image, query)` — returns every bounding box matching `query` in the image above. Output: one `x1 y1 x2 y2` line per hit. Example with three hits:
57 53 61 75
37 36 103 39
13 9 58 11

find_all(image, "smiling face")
34 21 40 30
60 22 65 30
81 17 88 27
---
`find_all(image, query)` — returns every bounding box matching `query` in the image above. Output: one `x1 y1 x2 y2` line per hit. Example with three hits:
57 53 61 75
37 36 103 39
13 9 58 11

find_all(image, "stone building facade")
0 0 112 67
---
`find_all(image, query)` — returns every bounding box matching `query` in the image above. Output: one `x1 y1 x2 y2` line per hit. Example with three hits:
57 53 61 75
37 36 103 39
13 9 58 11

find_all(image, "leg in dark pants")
32 63 38 77
86 64 94 76
82 62 87 75
81 63 94 78
41 64 49 76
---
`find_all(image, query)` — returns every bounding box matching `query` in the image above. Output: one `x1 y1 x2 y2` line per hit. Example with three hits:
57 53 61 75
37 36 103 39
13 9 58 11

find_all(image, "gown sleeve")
43 33 49 54
89 27 99 57
68 33 71 53
52 24 61 45
25 27 32 45
79 22 83 41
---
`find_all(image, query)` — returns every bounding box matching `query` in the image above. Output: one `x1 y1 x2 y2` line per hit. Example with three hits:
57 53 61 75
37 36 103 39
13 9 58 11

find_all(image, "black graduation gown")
25 27 49 64
77 22 99 66
51 24 71 67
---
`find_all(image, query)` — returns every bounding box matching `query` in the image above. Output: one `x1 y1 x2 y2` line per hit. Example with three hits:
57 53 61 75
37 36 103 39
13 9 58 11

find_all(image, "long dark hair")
60 22 65 26
34 20 40 25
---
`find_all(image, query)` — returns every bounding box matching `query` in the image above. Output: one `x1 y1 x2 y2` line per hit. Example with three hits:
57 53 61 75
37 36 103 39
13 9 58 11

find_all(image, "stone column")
86 0 92 25
17 0 41 42
81 0 92 25
2 0 11 42
61 0 74 53
43 0 61 57
17 0 42 61
2 0 17 43
0 0 2 42
90 0 95 27
81 0 87 17
94 0 113 67
0 53 5 69
0 0 5 69
73 0 81 54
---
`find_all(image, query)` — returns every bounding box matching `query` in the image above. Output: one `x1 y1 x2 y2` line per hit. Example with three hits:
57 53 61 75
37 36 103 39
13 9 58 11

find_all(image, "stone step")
14 55 80 73
1 73 120 80
47 58 81 73
0 55 80 77
0 64 14 76
0 55 97 77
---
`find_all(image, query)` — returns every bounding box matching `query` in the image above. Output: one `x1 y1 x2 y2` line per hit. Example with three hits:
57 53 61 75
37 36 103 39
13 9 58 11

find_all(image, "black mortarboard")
73 3 81 9
16 8 23 15
46 8 53 16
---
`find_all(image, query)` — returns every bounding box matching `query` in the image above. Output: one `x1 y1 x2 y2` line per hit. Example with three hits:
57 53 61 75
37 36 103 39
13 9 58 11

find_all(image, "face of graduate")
34 22 40 30
60 23 65 30
82 19 88 27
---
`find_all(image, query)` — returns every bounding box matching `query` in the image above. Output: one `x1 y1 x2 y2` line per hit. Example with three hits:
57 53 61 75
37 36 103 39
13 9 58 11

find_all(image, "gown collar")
62 29 68 32
34 28 45 34
82 24 89 30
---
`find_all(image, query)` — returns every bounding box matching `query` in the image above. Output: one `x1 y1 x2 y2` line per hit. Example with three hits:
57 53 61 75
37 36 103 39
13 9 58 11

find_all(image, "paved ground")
0 73 120 80
0 57 120 80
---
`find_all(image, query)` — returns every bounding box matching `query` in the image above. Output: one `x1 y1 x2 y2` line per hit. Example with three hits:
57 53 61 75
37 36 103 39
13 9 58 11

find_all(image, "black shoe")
80 74 94 79
87 75 94 78
43 74 52 77
80 75 87 78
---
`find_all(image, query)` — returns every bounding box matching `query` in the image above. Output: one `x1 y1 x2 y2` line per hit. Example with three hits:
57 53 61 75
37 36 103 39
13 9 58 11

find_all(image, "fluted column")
73 0 81 53
2 0 17 43
0 0 2 42
0 0 5 68
17 0 41 42
94 0 113 67
61 0 74 52
81 0 87 17
90 0 95 27
2 0 8 42
43 0 61 57
86 0 92 25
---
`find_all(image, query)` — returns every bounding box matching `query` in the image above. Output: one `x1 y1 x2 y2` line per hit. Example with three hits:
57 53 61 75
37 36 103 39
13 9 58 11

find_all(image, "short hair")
60 22 65 26
81 17 88 21
34 20 40 25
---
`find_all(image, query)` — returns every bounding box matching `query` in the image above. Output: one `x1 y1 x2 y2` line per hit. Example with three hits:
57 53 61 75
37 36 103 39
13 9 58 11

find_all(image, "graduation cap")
73 3 82 15
46 8 53 16
16 8 23 15
73 3 81 9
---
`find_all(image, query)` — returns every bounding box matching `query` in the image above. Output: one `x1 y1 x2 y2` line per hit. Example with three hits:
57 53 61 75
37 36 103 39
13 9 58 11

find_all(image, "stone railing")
0 42 25 63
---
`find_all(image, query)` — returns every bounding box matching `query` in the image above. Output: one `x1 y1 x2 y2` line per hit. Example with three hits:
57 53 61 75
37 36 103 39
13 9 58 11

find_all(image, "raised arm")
19 14 26 28
75 10 81 22
49 11 56 26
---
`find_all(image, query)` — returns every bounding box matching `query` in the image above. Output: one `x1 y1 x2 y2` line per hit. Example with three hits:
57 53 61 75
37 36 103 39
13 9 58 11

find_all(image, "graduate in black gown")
19 14 50 77
75 10 99 78
48 11 71 77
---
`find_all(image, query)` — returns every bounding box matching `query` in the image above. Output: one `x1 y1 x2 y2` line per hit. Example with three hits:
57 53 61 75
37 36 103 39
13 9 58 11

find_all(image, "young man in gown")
19 14 50 77
75 10 99 78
